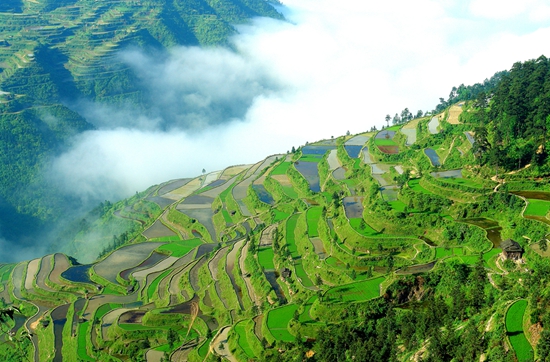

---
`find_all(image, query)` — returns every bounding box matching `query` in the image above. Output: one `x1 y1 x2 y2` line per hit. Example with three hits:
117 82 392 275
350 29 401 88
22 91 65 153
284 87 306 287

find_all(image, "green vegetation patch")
147 269 172 300
325 276 385 303
299 155 323 163
271 162 292 176
408 179 433 195
77 321 94 361
234 320 256 358
506 300 533 362
374 138 398 146
525 199 550 217
307 206 323 237
266 304 298 342
349 218 378 236
0 264 14 283
435 248 454 259
257 247 275 270
156 238 203 257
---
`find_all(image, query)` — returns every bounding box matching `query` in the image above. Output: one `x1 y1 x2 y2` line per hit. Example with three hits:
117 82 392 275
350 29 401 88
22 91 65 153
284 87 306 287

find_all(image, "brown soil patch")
377 145 399 154
447 105 463 125
401 117 423 130
50 254 70 285
221 165 251 179
271 174 292 187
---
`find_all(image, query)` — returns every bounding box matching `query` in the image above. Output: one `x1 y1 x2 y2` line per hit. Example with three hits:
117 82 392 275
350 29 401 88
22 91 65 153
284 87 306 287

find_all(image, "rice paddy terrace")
1 104 550 361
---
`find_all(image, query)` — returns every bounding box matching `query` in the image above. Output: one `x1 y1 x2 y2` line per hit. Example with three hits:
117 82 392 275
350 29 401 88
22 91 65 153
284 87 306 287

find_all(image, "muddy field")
120 252 166 281
327 149 341 170
25 258 40 291
343 197 364 219
424 148 441 167
294 161 321 192
377 145 399 154
346 135 370 146
36 255 56 292
428 116 439 134
142 220 177 239
94 243 164 284
310 238 327 259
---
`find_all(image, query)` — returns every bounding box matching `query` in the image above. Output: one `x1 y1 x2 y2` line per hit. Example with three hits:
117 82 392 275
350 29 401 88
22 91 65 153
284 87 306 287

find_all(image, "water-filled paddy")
428 116 439 134
119 252 166 281
333 167 346 180
343 196 364 218
143 220 177 239
431 169 463 178
346 135 370 146
375 130 396 139
157 179 192 196
294 161 320 192
252 185 275 205
62 265 92 284
424 148 441 167
95 243 164 284
344 145 363 158
460 218 503 248
302 145 335 155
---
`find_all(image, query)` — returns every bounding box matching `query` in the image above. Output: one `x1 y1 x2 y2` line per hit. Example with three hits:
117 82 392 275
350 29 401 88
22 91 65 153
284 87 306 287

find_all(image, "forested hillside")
0 0 283 239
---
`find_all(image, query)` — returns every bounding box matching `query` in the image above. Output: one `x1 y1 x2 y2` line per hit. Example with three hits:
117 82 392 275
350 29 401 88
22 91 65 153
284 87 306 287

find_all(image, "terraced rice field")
325 276 385 303
447 104 463 125
294 161 321 193
234 320 257 358
156 239 203 257
266 304 298 341
327 149 341 170
307 206 323 237
143 220 177 239
428 116 439 134
524 199 550 217
94 242 163 284
343 197 364 219
424 148 441 167
506 300 533 361
302 145 335 156
409 179 434 195
349 218 378 236
401 118 422 145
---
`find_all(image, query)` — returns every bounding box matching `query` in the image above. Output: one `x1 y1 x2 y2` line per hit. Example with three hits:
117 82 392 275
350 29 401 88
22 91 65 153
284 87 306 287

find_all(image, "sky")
51 0 550 203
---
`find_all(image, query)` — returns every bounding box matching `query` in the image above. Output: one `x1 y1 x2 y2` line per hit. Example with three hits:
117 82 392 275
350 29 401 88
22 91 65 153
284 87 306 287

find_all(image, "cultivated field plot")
380 186 399 202
374 130 400 154
333 167 346 181
327 149 341 170
524 199 550 217
61 264 92 284
201 174 238 199
301 145 335 156
428 116 440 134
346 134 370 146
156 239 203 257
142 220 177 239
252 184 275 205
294 161 321 192
266 304 298 342
362 148 375 164
424 148 441 167
447 104 463 125
464 131 475 145
49 253 70 285
324 276 385 303
157 179 193 197
343 196 364 219
234 320 257 359
310 238 327 259
161 177 202 201
431 169 463 179
176 207 216 242
307 206 323 237
35 255 56 292
401 118 422 145
94 242 164 284
344 145 363 158
25 258 40 291
221 164 250 179
349 218 378 236
506 300 533 361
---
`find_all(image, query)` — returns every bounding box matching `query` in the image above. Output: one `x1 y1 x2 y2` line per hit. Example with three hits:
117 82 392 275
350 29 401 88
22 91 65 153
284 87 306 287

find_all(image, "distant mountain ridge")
0 0 283 242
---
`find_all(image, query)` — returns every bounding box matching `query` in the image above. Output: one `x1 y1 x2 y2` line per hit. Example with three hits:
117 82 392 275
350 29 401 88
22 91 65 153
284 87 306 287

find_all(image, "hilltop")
1 56 550 361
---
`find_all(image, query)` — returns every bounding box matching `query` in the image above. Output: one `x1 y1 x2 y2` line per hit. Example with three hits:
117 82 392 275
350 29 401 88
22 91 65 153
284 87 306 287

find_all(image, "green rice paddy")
307 207 322 237
299 155 323 162
156 239 203 257
266 304 298 342
374 138 398 146
325 276 385 303
257 247 275 270
282 186 299 199
147 269 172 300
349 218 378 236
408 179 433 195
77 322 94 361
506 300 533 362
525 199 550 217
271 162 292 176
234 320 256 358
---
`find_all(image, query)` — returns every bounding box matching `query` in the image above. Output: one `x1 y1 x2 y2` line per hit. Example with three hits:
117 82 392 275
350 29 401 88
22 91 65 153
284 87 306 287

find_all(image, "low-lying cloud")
52 0 550 205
